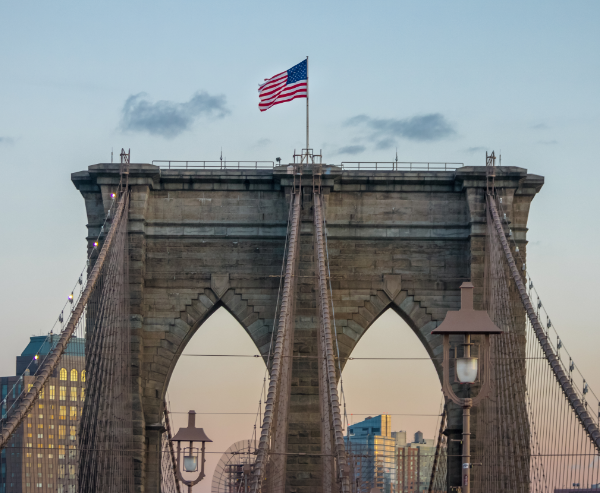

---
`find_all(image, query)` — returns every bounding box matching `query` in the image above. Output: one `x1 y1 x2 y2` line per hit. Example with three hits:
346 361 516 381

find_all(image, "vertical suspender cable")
0 192 127 450
314 193 349 493
251 192 301 493
487 194 600 452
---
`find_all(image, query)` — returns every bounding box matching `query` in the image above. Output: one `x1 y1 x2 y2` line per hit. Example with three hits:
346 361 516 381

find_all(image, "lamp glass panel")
456 357 478 383
183 456 198 472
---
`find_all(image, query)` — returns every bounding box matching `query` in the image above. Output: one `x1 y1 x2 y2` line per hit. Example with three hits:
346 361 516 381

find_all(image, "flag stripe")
259 81 306 105
259 87 306 107
258 60 307 112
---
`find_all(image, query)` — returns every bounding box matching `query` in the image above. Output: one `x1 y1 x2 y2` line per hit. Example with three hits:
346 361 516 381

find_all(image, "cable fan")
211 439 256 493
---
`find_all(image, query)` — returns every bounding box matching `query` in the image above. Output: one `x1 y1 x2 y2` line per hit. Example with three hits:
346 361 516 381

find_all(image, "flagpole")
306 55 309 161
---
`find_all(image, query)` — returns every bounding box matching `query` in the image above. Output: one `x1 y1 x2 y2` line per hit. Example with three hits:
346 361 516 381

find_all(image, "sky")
1 0 599 489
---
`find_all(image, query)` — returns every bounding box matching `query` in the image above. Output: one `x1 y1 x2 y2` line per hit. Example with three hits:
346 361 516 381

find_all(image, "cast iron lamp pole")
431 282 502 493
170 410 213 493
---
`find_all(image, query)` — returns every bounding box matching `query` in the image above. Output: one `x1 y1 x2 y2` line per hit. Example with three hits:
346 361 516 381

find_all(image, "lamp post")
170 410 213 493
431 282 502 493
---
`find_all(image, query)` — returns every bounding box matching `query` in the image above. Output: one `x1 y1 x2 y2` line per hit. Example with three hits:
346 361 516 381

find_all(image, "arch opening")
341 308 444 491
166 306 266 492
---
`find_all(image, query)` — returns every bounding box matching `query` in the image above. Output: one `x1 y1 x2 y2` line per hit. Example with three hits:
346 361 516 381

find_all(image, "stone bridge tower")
72 162 543 492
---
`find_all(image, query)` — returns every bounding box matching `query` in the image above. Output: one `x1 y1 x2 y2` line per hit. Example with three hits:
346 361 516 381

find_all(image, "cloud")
538 139 558 145
337 145 366 155
531 123 549 130
0 137 14 145
120 91 230 138
254 138 271 147
344 113 456 145
465 146 487 153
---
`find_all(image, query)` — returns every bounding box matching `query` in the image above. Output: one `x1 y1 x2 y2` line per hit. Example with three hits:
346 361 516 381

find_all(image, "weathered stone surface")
72 163 543 493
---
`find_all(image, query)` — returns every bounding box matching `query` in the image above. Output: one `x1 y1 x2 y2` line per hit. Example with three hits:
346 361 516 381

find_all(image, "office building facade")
0 335 85 493
346 415 397 493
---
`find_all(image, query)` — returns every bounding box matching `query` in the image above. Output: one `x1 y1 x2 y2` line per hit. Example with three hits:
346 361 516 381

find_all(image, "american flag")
258 59 307 112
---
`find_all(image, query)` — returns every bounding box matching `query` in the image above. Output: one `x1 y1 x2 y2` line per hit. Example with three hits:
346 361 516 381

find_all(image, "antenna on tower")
395 148 398 168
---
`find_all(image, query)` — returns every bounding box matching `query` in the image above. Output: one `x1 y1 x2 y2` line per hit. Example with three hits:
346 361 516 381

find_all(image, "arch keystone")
383 274 402 301
211 273 230 298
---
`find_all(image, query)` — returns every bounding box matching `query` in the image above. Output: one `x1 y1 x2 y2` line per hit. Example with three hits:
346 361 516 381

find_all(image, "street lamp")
431 282 502 493
170 410 213 493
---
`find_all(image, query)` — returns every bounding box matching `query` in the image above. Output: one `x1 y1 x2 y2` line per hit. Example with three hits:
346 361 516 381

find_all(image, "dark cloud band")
344 113 456 148
120 91 230 138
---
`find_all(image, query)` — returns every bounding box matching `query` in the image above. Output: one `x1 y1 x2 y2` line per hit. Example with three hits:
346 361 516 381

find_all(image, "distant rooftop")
21 334 85 358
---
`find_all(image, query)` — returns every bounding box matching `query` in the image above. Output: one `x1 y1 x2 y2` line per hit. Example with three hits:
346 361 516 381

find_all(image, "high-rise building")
0 335 85 493
396 431 436 493
346 415 397 493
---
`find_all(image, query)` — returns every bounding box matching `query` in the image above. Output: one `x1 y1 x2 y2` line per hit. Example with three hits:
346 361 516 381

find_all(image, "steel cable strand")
78 228 123 487
315 264 335 493
497 201 600 409
428 404 447 493
75 232 118 491
106 201 134 490
490 224 527 491
79 200 130 491
536 321 554 491
89 256 122 490
503 330 533 488
251 193 301 493
488 237 519 491
0 193 127 451
496 197 600 449
525 324 546 491
486 234 506 493
0 197 120 423
488 194 600 454
491 241 530 478
321 199 352 453
79 257 119 489
95 232 129 491
483 239 499 493
314 193 349 493
259 193 296 493
500 247 536 490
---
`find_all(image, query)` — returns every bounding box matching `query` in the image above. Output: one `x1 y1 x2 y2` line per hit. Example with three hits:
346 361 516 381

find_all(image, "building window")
60 368 67 380
69 407 77 419
81 388 85 402
68 465 75 479
70 369 78 382
58 465 65 479
39 387 44 399
59 426 66 440
37 434 43 439
70 388 77 402
81 370 86 382
69 426 76 441
49 386 55 400
59 386 66 401
59 406 66 420
58 446 65 460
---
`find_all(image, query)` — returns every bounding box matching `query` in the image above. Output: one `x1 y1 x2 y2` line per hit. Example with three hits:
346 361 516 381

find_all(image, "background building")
396 431 436 493
0 335 85 493
346 415 397 493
